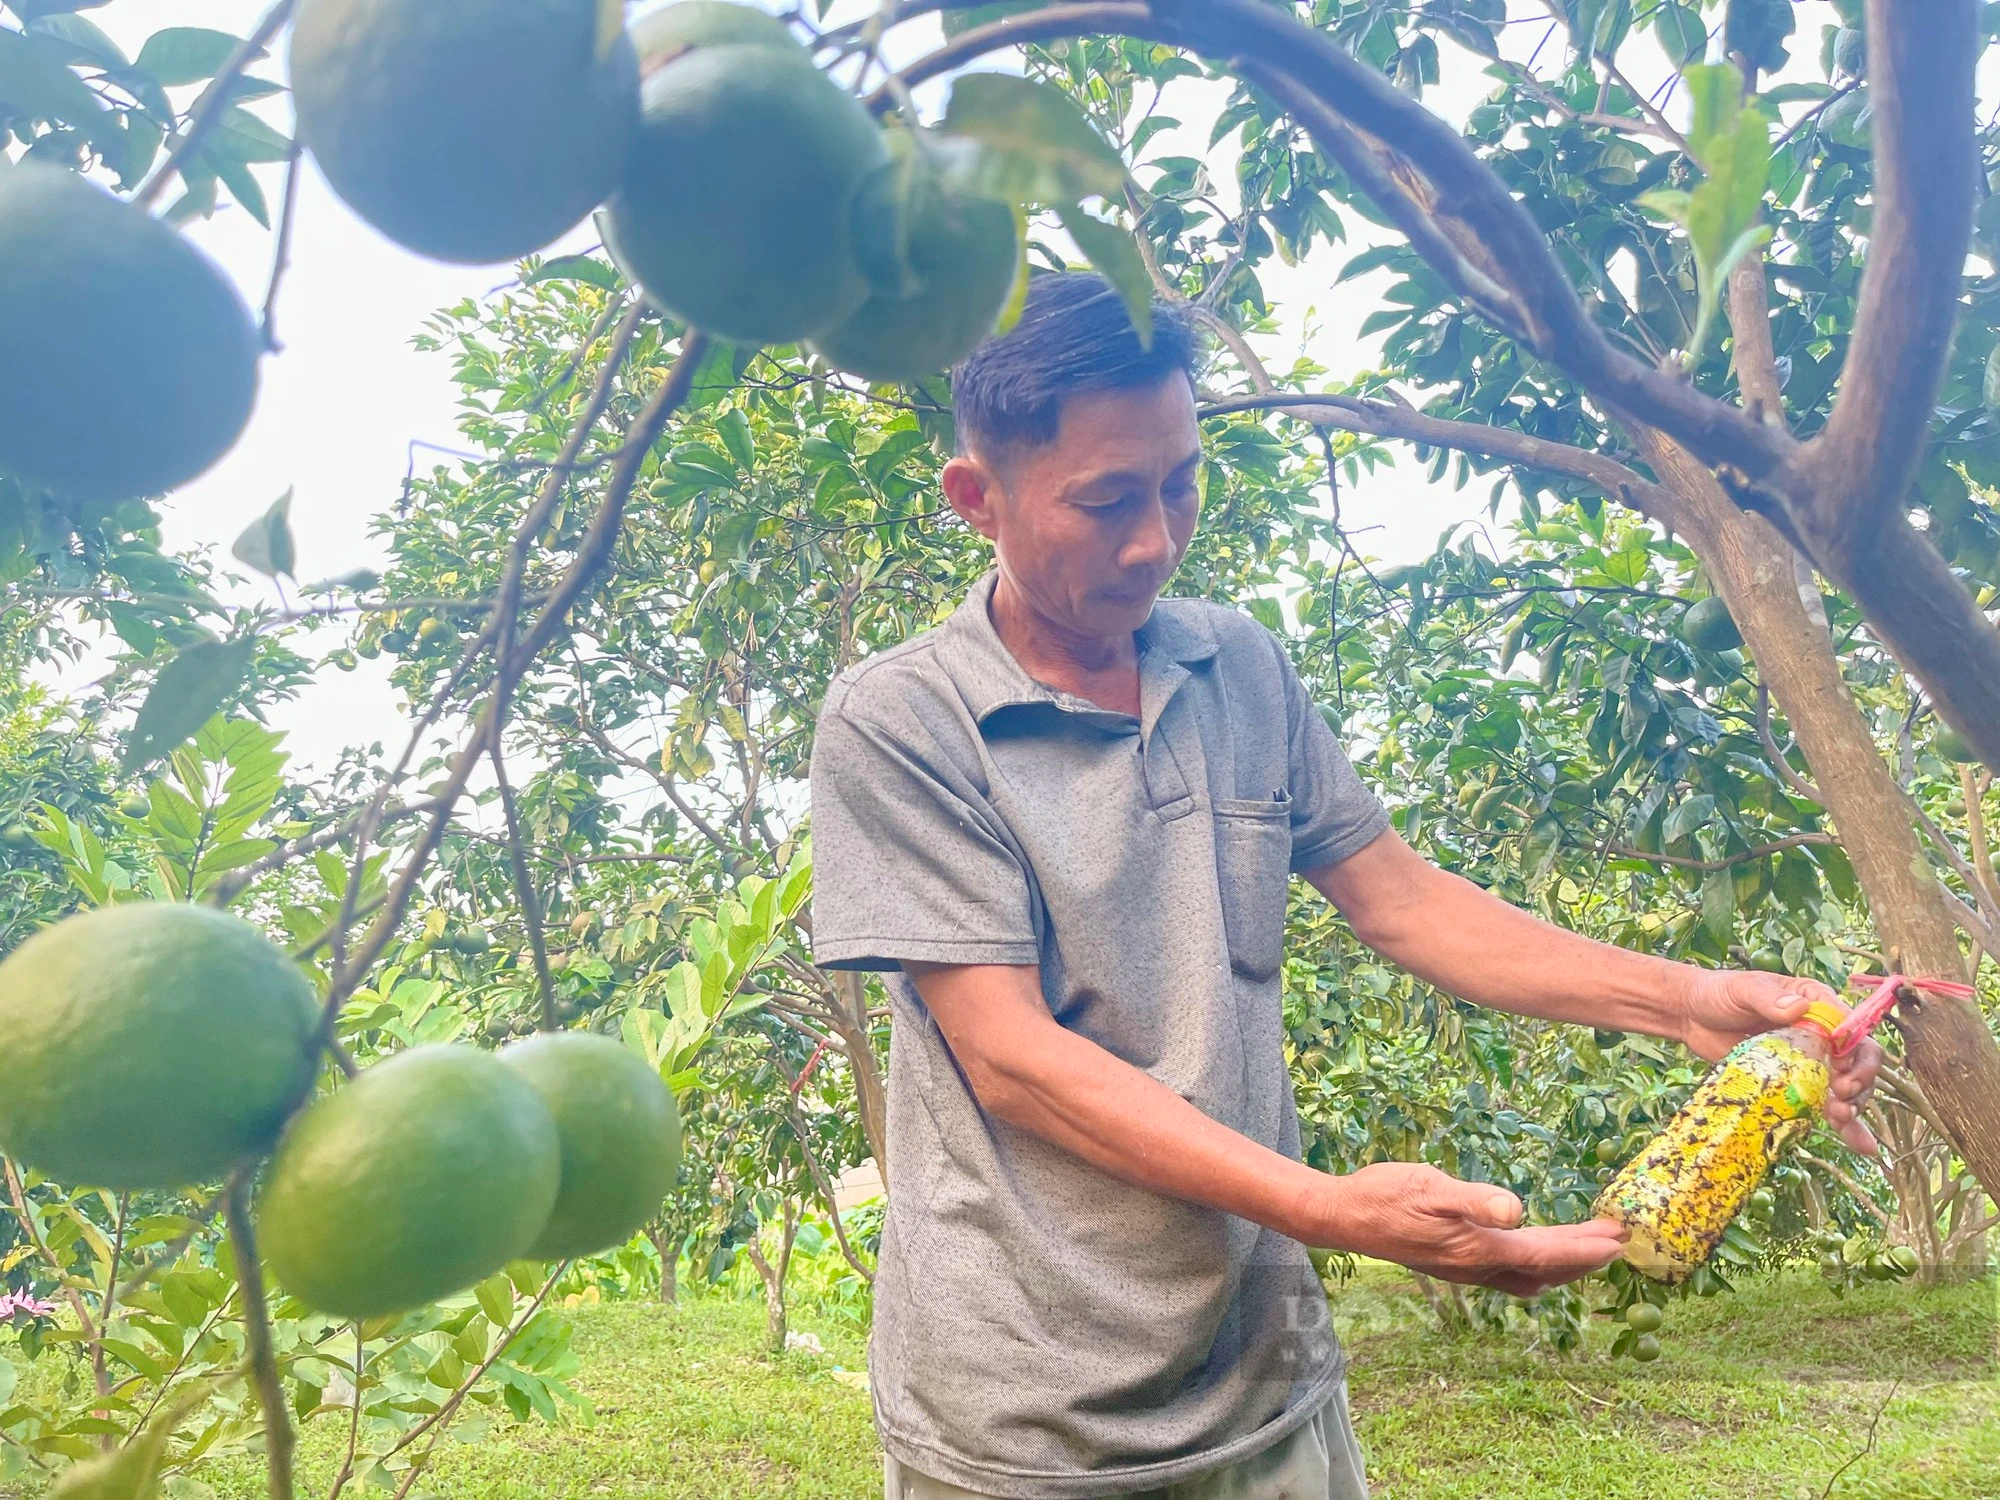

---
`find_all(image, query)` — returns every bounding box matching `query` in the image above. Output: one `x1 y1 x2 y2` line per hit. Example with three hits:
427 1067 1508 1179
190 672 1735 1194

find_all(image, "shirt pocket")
1212 796 1292 982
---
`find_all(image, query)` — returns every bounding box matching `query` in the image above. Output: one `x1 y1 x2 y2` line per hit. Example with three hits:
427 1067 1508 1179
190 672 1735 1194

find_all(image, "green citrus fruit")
259 1045 560 1319
416 615 449 642
607 43 888 343
1624 1301 1663 1333
810 162 1020 382
0 166 259 502
1678 596 1743 652
1630 1331 1663 1362
1594 1138 1620 1165
0 904 318 1190
290 0 640 263
1748 947 1787 973
500 1032 681 1258
119 794 152 820
631 0 803 72
1936 726 1980 764
380 629 412 654
1887 1245 1919 1275
0 823 36 852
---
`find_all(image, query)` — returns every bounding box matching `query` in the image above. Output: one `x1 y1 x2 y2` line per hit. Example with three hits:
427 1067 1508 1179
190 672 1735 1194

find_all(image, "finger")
1832 1039 1884 1097
1835 1112 1880 1156
1488 1222 1629 1275
1462 1188 1525 1230
1751 980 1812 1027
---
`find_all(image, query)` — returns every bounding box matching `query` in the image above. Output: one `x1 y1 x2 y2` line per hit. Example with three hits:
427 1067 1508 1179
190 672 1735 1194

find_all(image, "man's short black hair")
950 271 1197 456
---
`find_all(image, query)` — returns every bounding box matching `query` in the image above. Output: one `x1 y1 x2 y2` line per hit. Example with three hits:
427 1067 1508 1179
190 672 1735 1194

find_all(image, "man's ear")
942 454 1002 542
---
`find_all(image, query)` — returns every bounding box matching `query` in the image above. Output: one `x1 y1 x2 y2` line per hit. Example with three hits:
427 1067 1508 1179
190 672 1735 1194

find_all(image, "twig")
92 1190 132 1417
115 1188 227 1299
1814 1378 1899 1500
1602 832 1836 871
324 1327 364 1500
383 1262 568 1491
2 1157 100 1341
261 142 305 352
1754 684 1825 803
132 0 297 211
1795 1151 1893 1227
321 309 654 1013
489 741 560 1031
224 1171 295 1500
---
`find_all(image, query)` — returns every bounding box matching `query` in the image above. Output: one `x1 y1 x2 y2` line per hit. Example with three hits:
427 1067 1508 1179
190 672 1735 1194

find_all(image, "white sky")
49 1 1853 775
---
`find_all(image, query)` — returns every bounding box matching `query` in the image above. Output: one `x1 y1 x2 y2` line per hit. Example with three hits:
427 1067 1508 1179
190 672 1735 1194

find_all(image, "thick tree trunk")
1636 429 2000 1194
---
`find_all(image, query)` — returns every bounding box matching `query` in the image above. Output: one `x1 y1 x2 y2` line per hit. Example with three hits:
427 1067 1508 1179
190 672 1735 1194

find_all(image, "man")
810 273 1881 1500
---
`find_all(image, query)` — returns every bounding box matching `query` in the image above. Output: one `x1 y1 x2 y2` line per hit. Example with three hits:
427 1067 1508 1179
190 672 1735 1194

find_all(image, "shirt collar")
939 570 1218 725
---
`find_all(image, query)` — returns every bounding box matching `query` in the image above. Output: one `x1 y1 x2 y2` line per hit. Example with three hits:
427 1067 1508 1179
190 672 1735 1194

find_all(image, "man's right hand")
1314 1161 1628 1298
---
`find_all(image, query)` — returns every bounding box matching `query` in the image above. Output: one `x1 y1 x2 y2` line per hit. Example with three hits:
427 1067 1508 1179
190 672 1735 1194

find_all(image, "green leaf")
715 409 756 474
1056 205 1153 348
27 13 126 69
524 254 621 291
122 636 257 773
1724 0 1793 74
1681 63 1742 163
474 1272 515 1327
1652 0 1708 65
1700 865 1737 945
938 73 1127 208
229 488 295 579
1982 345 2000 416
133 27 242 86
0 27 110 133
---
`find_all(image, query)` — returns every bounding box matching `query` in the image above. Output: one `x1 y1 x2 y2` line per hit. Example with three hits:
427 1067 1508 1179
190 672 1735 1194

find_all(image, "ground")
8 1267 1995 1499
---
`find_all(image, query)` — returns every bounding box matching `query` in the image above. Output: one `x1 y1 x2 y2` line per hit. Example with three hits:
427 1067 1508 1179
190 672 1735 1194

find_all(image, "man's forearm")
906 962 1336 1244
1308 832 1694 1039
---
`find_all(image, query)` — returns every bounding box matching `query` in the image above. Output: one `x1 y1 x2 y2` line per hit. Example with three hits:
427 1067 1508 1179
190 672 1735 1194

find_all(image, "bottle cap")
1799 999 1849 1038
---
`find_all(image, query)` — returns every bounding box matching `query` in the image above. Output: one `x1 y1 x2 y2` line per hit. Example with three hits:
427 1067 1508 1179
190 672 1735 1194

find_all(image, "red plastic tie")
789 1034 831 1095
1835 971 1977 1055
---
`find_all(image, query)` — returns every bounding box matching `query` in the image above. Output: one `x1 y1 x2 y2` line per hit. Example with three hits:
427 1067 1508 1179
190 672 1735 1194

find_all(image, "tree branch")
1754 684 1825 804
131 0 296 211
1794 0 1978 545
1198 391 1682 524
1604 832 1836 871
224 1172 294 1500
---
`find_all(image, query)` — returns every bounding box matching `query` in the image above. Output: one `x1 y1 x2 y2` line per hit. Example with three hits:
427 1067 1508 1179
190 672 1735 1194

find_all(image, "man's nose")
1120 495 1177 573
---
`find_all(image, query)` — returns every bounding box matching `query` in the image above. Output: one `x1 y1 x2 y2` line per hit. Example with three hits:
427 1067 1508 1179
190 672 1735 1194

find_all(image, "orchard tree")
5 1 2000 1494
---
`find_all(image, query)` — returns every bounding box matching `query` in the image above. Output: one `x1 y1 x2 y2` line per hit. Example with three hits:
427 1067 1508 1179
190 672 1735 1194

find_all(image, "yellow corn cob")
1592 1018 1833 1284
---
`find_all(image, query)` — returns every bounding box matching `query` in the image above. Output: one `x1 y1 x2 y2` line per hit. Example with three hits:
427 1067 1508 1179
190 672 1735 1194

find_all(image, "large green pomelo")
0 168 259 502
0 903 317 1190
811 171 1020 382
259 1046 560 1320
607 43 888 343
500 1032 681 1259
290 0 640 263
1678 595 1743 652
631 0 803 74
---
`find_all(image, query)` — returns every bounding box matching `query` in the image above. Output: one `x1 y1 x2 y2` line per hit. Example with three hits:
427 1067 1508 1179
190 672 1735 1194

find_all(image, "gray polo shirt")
811 571 1390 1499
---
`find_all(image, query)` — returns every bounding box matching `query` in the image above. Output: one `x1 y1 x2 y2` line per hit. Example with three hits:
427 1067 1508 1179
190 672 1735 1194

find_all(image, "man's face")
944 374 1204 639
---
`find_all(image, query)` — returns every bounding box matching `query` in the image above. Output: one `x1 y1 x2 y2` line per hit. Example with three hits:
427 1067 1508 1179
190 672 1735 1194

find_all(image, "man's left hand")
1675 967 1881 1155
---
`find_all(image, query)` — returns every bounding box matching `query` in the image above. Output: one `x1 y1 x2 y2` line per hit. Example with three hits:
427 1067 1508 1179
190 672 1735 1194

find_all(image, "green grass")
11 1269 1995 1499
1333 1265 1997 1500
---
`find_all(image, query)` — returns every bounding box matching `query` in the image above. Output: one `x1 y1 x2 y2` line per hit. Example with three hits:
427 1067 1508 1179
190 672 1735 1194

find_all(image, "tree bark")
825 969 889 1180
743 1201 799 1354
650 1226 678 1305
1635 428 2000 1193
